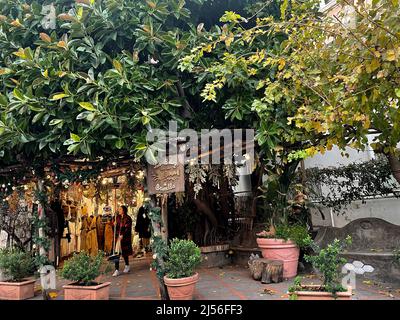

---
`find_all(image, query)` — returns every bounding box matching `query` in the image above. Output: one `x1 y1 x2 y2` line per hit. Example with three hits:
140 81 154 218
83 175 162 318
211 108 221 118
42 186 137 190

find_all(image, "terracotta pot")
256 238 300 278
0 279 36 300
291 285 352 300
164 273 199 300
63 282 111 300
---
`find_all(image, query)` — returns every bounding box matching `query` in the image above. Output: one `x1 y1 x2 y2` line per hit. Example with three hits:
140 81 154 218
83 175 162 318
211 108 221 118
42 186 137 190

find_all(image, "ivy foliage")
300 158 400 212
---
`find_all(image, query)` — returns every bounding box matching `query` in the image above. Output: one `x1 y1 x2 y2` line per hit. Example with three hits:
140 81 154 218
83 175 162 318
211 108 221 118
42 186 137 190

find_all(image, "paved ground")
30 255 400 300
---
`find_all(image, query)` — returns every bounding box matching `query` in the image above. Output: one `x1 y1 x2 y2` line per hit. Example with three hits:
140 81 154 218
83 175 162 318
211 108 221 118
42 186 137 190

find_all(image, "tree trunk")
149 195 169 300
193 198 218 227
37 180 47 258
387 152 400 185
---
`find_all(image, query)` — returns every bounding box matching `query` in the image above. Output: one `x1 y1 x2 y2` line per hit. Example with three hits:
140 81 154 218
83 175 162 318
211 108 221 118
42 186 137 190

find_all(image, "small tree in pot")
61 251 112 300
257 223 312 279
164 239 202 300
0 249 36 300
289 236 353 300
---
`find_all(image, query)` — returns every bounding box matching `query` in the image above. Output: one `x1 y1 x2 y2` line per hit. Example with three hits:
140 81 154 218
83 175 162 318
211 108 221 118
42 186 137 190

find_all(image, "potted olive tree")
163 239 202 300
256 224 312 278
288 236 353 300
0 249 36 300
61 251 111 300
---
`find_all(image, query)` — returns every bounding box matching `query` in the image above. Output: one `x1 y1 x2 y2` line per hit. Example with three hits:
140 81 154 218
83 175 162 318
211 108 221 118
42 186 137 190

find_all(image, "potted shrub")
288 236 353 300
164 238 202 300
61 251 111 300
0 249 36 300
256 224 312 278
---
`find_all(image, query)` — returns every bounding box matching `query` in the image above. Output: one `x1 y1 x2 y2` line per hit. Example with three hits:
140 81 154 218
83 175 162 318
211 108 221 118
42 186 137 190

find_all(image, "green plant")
0 249 35 282
257 224 312 249
304 236 352 294
394 249 400 264
288 276 302 300
60 251 109 286
165 238 201 279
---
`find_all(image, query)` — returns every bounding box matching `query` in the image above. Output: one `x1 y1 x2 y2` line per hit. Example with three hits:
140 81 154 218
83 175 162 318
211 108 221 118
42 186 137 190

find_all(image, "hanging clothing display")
86 216 98 256
79 215 89 252
96 215 105 251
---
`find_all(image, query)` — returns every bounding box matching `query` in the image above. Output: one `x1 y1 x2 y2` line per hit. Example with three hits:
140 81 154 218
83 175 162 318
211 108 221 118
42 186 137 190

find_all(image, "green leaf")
115 139 124 149
0 94 7 106
113 60 122 73
395 88 400 98
13 88 25 101
70 133 81 142
67 144 80 154
280 0 289 20
51 93 69 101
104 134 118 140
78 102 96 111
49 119 63 126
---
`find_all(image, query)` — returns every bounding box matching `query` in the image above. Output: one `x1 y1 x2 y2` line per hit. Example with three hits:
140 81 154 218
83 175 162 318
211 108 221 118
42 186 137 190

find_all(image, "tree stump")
261 260 284 284
248 258 273 280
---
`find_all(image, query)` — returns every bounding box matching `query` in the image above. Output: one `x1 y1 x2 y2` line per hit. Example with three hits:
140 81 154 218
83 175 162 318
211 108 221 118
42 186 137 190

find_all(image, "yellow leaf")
0 68 11 75
366 59 380 73
113 60 122 73
278 58 286 71
386 49 397 61
11 18 23 27
51 93 69 100
146 1 157 8
40 32 52 43
42 69 49 78
57 41 67 50
48 292 58 299
76 6 83 20
79 102 96 111
58 13 74 21
12 48 26 59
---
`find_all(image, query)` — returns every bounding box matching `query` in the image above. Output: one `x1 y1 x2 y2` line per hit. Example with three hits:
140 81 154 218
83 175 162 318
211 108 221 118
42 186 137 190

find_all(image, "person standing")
112 205 133 277
135 206 151 254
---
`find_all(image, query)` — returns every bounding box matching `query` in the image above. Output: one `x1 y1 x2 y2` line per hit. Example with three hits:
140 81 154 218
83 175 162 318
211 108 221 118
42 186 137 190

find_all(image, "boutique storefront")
0 159 151 267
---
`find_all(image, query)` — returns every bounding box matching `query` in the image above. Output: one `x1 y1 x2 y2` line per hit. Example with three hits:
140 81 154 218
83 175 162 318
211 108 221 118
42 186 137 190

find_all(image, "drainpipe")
330 208 335 227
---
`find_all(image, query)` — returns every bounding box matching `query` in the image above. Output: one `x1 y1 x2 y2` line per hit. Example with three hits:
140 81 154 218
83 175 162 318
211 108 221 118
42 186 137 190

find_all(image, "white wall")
305 144 400 227
0 230 7 249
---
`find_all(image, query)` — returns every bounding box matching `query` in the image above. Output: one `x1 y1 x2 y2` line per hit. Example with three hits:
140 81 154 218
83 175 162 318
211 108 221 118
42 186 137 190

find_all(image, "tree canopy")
180 0 400 183
0 0 261 169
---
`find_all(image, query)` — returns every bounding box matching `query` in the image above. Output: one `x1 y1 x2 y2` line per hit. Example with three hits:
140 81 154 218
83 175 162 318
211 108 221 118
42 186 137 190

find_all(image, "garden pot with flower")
288 236 353 300
0 249 36 300
163 239 202 300
61 252 111 300
256 224 311 278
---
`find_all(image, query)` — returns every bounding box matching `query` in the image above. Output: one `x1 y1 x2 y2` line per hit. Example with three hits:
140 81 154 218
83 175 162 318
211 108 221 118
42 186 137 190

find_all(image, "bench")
314 218 400 284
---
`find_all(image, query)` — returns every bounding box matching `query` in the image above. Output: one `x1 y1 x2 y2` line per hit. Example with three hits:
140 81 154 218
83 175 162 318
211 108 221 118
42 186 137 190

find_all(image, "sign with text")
147 159 185 195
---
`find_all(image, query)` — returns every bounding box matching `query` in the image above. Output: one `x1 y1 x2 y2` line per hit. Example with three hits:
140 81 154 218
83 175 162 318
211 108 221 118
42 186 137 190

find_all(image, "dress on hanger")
80 215 89 252
96 215 105 251
104 215 114 255
86 215 98 256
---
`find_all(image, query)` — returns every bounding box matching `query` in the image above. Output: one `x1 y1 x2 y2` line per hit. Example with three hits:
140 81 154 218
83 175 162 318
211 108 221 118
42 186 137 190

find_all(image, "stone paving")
29 255 400 300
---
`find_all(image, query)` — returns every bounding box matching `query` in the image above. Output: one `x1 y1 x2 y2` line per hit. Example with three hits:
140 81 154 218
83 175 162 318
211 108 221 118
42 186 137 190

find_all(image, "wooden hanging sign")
147 157 185 195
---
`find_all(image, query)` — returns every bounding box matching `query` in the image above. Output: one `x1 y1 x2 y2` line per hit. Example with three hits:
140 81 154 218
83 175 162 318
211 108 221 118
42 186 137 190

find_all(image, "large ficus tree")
181 0 400 187
179 0 324 223
0 0 255 167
